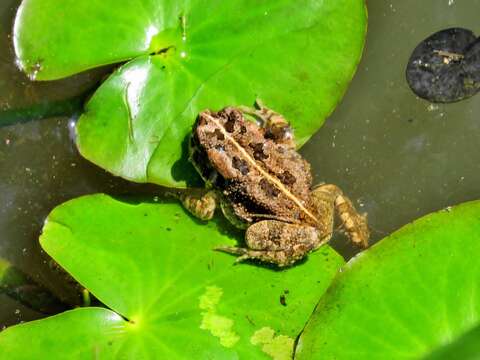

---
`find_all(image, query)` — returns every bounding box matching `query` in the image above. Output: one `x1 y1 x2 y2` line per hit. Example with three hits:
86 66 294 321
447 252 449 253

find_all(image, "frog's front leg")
179 190 218 221
216 220 319 267
312 184 369 248
238 100 295 149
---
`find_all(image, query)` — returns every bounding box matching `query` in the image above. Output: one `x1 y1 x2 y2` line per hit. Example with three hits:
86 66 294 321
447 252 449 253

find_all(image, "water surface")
1 0 480 326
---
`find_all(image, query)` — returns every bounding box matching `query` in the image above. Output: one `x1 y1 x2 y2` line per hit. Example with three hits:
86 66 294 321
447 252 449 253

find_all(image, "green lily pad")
0 194 343 359
295 201 480 359
425 323 480 360
14 0 367 187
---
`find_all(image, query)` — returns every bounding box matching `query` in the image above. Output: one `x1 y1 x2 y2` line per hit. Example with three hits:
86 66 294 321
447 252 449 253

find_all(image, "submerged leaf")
406 28 480 103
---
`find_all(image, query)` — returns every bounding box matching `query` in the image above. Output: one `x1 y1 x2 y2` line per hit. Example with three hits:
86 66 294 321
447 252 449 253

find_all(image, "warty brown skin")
183 105 369 266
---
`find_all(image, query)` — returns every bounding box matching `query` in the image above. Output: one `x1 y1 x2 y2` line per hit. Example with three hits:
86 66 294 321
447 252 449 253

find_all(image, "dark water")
1 0 480 327
303 0 480 256
0 0 145 326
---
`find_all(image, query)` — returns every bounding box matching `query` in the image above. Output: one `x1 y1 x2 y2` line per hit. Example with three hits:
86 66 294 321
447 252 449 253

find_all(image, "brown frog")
181 103 369 267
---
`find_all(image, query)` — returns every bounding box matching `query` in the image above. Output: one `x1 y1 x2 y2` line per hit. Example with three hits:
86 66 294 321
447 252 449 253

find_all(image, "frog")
180 102 369 267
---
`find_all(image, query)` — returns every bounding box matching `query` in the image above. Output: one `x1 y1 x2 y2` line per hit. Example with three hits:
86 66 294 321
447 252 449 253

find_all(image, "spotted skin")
183 104 369 266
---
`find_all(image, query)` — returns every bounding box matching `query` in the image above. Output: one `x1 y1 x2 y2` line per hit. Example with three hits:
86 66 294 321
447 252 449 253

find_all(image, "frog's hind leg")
216 220 319 267
312 184 369 248
238 99 295 149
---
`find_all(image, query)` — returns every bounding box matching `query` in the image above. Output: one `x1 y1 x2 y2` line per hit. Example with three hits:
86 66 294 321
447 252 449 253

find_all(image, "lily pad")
13 0 367 187
425 323 480 360
295 201 480 359
0 194 343 359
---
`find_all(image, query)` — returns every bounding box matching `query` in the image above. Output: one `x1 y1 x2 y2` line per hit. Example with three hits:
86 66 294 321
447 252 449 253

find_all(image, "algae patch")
199 286 239 347
251 327 294 360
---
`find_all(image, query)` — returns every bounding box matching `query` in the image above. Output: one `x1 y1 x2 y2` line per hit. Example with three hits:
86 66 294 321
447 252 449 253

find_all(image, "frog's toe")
234 254 251 264
214 246 255 264
214 245 247 256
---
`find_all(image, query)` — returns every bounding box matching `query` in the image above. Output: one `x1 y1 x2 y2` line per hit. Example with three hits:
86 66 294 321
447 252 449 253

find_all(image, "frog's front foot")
238 100 295 149
179 190 217 221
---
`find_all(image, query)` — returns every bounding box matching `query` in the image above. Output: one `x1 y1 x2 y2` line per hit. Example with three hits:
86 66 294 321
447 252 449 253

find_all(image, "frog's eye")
283 127 294 140
265 124 293 141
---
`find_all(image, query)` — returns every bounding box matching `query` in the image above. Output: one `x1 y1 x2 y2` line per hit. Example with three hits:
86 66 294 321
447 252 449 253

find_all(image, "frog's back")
190 107 316 226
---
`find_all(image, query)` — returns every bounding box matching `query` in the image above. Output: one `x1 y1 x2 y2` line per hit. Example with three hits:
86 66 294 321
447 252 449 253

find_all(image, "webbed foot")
335 195 369 248
312 184 370 248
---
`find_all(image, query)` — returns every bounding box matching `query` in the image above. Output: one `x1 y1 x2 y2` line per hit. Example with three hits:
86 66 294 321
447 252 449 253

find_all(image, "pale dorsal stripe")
203 113 318 223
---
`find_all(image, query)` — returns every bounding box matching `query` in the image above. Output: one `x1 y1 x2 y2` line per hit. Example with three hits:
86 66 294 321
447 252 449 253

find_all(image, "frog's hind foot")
214 246 250 264
312 184 369 249
215 246 304 268
335 195 369 248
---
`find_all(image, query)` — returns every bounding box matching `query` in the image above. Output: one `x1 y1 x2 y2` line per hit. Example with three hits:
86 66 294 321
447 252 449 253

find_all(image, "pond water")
1 0 479 327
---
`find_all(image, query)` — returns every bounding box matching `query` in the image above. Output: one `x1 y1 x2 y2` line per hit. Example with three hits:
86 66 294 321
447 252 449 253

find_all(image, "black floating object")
406 28 480 103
